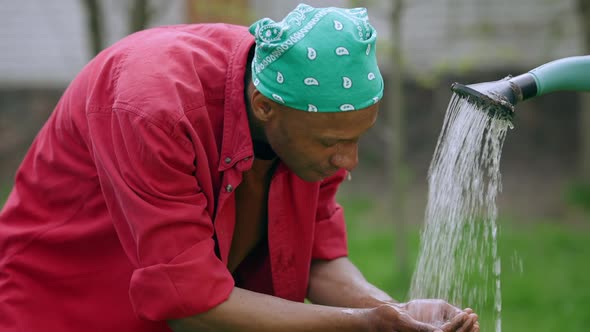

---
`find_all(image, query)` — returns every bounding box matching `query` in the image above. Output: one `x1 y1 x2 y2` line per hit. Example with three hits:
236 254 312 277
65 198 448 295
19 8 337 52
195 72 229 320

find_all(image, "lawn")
342 195 590 332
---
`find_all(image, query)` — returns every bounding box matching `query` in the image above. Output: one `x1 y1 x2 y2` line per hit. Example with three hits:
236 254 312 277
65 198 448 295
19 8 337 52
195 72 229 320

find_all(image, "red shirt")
0 24 348 331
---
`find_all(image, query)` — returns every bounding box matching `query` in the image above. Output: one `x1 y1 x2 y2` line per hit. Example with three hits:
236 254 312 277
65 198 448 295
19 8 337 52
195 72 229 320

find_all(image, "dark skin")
168 81 480 331
247 86 374 182
243 38 367 181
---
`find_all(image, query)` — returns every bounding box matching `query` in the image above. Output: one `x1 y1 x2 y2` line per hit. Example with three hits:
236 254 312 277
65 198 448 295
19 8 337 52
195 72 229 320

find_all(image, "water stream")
409 93 512 331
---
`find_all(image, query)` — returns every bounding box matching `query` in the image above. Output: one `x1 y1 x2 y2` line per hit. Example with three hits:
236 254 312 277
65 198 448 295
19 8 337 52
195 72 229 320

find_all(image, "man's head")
248 85 378 182
247 4 383 182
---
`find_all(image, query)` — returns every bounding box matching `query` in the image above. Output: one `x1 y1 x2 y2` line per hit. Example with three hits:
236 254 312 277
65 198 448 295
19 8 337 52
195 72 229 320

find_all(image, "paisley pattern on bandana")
249 3 383 112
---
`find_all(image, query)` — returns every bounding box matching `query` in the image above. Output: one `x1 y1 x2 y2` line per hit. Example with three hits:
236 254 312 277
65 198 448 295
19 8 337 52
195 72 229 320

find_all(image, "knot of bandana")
249 3 384 112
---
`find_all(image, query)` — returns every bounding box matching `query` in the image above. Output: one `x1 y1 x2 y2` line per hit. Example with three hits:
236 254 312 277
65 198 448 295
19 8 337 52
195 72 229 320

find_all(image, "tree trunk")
129 0 152 34
81 0 103 56
390 0 410 287
578 0 590 182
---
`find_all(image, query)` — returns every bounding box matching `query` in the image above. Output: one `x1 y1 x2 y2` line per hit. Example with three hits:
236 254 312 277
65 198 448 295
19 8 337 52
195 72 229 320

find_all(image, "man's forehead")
295 105 379 135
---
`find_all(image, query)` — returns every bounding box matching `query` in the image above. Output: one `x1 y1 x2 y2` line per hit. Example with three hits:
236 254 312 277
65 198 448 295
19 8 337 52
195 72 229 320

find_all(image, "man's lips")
317 169 338 178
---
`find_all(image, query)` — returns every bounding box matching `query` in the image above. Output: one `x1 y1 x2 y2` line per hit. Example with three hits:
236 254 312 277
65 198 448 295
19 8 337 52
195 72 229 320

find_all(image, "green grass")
341 196 590 332
565 182 590 214
1 186 9 208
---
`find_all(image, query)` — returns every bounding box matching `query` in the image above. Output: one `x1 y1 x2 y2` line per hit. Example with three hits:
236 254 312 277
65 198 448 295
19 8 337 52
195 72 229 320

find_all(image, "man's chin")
293 170 325 183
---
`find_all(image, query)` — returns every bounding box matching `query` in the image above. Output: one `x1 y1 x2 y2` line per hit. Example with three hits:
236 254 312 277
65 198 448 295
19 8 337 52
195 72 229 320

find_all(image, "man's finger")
399 312 444 332
456 313 478 332
440 312 468 332
412 320 444 332
443 303 463 321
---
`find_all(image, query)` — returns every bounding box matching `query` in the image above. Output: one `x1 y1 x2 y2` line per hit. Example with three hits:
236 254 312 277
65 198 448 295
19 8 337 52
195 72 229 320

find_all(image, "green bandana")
249 3 383 112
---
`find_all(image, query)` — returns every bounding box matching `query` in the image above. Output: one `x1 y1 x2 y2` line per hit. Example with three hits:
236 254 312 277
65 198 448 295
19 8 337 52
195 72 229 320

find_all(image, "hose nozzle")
451 55 590 120
451 74 537 121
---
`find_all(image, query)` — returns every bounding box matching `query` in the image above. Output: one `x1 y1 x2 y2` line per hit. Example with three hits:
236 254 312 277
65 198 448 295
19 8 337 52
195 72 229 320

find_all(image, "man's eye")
320 140 338 147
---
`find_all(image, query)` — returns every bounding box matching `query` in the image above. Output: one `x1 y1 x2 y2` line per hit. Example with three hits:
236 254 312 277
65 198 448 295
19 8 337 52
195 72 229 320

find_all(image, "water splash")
409 94 512 331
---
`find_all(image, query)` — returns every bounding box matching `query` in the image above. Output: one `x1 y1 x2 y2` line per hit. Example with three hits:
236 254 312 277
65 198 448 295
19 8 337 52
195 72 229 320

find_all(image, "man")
0 4 479 331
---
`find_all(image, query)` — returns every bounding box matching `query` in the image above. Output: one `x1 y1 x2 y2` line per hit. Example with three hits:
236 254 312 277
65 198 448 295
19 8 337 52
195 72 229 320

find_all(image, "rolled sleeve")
312 169 348 260
129 239 233 320
88 107 232 321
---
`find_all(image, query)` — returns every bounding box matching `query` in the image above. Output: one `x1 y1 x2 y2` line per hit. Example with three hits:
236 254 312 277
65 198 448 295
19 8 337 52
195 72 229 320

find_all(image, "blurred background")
1 0 589 330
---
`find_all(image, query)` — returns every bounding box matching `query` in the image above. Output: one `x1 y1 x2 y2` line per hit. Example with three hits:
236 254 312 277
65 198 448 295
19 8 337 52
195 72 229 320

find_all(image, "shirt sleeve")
312 168 348 260
88 107 233 321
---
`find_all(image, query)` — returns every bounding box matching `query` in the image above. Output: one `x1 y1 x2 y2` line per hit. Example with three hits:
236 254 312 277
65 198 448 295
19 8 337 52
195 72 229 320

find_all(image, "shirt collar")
219 34 256 172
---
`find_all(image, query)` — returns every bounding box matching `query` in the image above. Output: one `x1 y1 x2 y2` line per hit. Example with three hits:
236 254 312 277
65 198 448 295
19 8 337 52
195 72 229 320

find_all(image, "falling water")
409 94 512 331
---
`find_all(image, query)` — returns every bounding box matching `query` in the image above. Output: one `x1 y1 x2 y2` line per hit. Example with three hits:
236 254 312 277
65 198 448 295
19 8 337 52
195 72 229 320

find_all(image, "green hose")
529 55 590 96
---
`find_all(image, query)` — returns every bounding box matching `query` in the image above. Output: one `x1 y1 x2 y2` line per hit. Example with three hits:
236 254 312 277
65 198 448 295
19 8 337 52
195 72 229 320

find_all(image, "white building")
0 0 583 87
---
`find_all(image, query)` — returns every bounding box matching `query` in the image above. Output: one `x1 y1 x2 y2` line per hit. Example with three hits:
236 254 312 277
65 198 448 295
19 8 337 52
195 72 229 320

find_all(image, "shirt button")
225 184 233 193
243 157 250 161
224 157 232 164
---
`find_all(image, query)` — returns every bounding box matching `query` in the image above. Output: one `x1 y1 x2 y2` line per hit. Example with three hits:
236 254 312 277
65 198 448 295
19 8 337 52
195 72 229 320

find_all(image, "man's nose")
330 144 359 171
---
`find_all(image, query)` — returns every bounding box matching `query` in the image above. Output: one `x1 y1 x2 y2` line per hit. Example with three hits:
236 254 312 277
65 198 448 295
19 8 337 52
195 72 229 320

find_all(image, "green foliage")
341 196 590 332
565 182 590 214
1 186 9 208
344 198 420 300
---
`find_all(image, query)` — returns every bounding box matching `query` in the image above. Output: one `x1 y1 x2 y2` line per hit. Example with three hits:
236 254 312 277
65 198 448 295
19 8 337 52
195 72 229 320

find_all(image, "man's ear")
250 90 278 123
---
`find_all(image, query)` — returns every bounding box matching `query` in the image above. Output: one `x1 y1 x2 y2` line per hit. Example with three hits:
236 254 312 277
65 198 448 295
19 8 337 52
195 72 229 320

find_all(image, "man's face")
263 101 379 182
